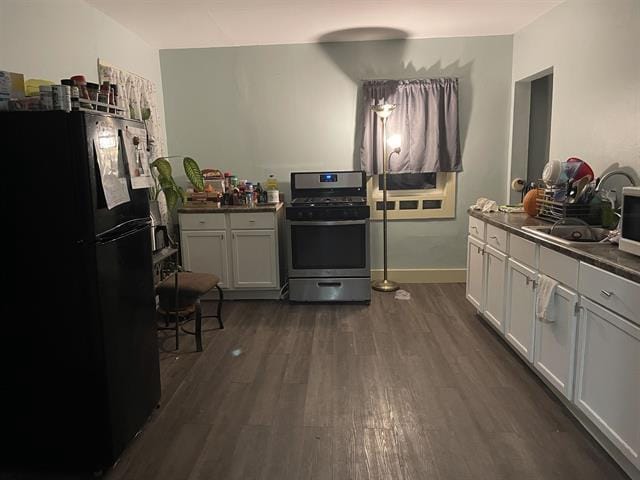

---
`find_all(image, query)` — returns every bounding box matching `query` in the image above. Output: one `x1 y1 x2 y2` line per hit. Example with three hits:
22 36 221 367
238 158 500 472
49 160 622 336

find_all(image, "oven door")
287 220 370 277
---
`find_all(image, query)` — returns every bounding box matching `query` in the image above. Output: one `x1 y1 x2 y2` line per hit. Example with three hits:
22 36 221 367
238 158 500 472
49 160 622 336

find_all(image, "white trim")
371 268 466 283
367 172 457 220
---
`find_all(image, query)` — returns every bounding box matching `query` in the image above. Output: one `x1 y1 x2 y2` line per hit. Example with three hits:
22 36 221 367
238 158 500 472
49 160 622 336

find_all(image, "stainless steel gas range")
286 171 371 303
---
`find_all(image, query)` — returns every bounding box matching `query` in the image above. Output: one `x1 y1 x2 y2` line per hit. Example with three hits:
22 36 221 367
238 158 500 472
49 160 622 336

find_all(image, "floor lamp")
371 104 401 293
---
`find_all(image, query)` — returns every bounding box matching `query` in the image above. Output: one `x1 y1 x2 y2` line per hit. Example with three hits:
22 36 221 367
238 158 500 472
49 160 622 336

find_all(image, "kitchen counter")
178 202 284 214
469 209 640 283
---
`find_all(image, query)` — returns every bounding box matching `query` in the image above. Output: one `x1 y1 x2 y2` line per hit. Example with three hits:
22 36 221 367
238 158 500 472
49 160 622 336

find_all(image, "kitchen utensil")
576 180 593 204
566 157 594 182
568 176 590 203
542 160 562 185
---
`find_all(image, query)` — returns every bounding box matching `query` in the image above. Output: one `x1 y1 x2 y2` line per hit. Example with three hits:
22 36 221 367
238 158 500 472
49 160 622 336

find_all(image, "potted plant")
149 156 205 209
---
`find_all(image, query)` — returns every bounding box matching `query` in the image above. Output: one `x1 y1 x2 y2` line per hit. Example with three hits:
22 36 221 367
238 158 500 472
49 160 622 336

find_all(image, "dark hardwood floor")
105 283 628 480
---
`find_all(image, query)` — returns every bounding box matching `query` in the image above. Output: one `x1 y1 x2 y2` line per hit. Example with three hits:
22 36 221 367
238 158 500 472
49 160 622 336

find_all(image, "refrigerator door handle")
97 219 151 244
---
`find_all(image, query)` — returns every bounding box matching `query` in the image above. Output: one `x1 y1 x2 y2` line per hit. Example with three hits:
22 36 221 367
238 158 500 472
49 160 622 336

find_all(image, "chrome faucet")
594 170 637 193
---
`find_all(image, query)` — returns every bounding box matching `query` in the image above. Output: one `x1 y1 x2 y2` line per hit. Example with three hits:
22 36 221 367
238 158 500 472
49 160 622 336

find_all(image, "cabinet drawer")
230 212 275 229
509 234 537 268
468 216 486 240
579 262 640 325
539 246 579 290
179 213 227 230
486 224 508 252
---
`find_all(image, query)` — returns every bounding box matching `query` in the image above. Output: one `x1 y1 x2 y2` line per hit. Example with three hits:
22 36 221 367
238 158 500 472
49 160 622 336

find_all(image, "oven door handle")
288 220 368 226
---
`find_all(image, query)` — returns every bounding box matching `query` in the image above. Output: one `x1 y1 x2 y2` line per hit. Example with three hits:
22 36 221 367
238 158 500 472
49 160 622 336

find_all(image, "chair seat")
157 272 220 310
157 303 196 317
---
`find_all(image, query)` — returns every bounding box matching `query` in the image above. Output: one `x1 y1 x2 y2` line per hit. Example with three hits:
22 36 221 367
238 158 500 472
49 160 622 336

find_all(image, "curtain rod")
359 77 458 82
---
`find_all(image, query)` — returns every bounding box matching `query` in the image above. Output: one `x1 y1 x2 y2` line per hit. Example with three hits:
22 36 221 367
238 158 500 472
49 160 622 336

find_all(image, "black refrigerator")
2 111 161 474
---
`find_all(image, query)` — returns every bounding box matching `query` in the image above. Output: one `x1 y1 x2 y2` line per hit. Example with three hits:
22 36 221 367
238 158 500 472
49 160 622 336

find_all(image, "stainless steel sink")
521 225 614 246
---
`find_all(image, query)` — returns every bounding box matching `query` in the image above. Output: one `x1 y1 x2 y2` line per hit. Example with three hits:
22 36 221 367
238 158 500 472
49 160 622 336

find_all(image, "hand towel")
470 198 498 212
536 274 558 323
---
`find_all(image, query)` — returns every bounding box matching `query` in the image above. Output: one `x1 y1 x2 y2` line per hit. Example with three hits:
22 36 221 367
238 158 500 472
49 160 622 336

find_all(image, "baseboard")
201 289 282 301
371 268 466 283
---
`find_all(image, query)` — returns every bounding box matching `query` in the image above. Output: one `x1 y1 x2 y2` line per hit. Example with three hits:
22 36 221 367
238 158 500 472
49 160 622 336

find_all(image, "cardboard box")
0 71 25 100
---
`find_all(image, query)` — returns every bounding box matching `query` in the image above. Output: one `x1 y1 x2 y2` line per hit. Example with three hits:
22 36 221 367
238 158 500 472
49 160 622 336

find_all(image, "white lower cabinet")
505 258 537 362
483 245 507 333
466 214 640 477
179 209 283 298
180 229 229 287
574 297 640 470
466 235 485 311
231 229 277 288
533 284 578 399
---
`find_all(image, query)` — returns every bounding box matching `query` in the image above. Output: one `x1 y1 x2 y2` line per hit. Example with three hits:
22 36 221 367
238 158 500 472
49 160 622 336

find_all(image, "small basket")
536 188 602 225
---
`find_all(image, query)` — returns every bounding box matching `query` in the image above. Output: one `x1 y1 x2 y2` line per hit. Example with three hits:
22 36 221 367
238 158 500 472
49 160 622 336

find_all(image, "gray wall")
510 0 640 183
1 0 167 151
160 35 513 270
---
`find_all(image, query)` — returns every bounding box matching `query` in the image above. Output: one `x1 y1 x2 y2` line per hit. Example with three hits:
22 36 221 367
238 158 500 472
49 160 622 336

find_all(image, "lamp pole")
371 104 399 292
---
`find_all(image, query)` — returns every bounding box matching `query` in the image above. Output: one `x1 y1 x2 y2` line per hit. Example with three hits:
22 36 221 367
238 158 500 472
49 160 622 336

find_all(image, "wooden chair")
156 271 224 351
154 228 224 352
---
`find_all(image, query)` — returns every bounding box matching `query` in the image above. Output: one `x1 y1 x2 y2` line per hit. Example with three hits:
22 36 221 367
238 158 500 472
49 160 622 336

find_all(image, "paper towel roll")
511 178 525 192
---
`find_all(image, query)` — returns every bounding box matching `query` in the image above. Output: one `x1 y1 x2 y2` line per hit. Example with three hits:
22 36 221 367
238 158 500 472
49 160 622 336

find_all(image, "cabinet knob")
490 235 499 243
600 289 613 298
199 220 206 224
471 226 478 231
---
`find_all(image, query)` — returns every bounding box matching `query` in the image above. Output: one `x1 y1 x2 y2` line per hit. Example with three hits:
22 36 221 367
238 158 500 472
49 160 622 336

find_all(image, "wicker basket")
536 188 602 225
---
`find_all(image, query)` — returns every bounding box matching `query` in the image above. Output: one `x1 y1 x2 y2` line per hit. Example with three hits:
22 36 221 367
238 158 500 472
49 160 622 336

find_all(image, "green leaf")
183 157 204 192
151 157 173 179
158 175 174 191
141 107 151 121
163 188 179 210
177 185 187 203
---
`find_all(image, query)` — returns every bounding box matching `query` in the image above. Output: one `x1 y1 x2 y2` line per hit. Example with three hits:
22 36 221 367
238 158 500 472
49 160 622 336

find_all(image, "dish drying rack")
536 188 602 225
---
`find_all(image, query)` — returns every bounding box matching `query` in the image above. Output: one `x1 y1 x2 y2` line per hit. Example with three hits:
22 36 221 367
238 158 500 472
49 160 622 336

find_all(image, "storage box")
0 71 25 100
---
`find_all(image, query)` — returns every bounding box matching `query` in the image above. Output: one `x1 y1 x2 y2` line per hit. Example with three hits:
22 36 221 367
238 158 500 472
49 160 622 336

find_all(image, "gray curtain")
360 78 461 175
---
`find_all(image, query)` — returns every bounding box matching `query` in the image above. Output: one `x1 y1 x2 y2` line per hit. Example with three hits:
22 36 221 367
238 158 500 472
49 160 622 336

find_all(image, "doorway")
509 68 554 204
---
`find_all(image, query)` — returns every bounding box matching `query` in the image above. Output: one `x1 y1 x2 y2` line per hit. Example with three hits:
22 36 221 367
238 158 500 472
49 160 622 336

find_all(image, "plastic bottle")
245 182 254 206
255 183 264 203
265 174 280 203
266 174 278 191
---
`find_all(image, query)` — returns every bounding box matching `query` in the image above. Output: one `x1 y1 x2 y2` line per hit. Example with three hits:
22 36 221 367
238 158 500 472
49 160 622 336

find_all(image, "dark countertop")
178 202 283 214
469 210 640 283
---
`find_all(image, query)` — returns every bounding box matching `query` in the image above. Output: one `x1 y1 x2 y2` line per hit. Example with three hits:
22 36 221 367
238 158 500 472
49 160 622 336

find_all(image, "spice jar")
70 75 90 100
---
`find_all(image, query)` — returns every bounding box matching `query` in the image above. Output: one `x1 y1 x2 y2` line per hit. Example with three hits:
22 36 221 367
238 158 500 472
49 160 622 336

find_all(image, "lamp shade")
371 103 396 119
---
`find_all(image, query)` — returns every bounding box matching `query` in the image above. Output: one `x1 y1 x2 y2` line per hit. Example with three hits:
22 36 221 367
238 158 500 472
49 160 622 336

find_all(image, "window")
368 172 457 220
360 79 461 219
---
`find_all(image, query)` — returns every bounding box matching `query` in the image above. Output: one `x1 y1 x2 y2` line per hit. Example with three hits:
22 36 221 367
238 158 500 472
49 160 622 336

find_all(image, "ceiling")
86 0 564 49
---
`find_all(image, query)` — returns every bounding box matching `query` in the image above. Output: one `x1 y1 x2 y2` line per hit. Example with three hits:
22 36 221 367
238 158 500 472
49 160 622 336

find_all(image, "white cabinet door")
574 297 640 470
180 230 229 288
506 258 537 362
466 236 486 311
533 284 578 399
483 245 507 333
231 230 278 288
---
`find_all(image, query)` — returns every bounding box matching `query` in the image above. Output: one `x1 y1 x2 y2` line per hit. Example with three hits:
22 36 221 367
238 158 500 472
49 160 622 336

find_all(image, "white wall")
160 36 513 270
0 0 166 149
510 0 640 186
